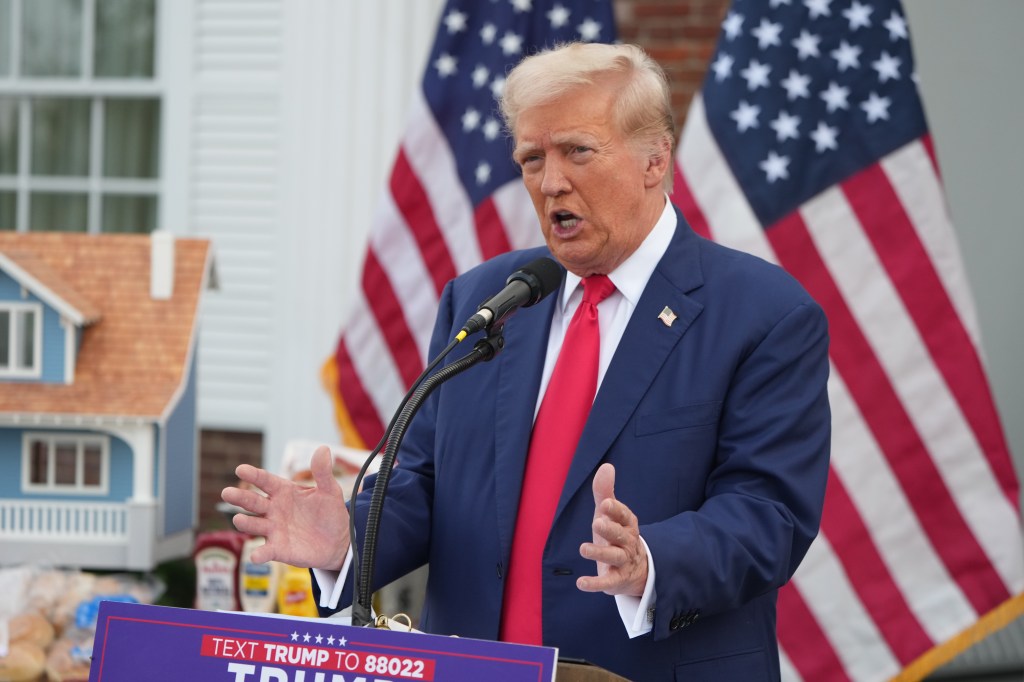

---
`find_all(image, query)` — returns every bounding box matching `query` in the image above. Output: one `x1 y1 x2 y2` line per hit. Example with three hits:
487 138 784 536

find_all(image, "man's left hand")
577 462 648 597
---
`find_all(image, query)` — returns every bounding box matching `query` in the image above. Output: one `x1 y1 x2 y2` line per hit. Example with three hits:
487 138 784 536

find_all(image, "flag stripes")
674 84 1023 679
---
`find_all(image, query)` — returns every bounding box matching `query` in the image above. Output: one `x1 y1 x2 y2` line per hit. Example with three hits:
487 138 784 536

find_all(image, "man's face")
512 82 666 277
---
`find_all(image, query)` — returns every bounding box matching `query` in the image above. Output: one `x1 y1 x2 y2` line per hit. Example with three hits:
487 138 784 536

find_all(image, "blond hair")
500 42 676 190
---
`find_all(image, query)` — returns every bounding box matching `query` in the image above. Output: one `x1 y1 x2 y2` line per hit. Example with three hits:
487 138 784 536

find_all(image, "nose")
540 157 571 196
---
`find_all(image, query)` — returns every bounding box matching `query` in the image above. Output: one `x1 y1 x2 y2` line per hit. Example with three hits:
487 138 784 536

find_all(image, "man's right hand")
221 444 351 571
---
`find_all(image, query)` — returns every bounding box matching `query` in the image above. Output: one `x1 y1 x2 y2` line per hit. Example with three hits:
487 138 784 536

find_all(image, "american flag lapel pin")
658 306 677 327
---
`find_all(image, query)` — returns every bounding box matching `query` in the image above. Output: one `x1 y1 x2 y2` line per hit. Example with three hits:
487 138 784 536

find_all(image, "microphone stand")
352 328 506 627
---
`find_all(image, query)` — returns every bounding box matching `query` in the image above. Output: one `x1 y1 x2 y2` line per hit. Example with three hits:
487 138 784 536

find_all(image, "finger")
580 541 629 568
310 445 340 494
576 572 625 594
235 464 287 495
598 497 638 530
592 462 616 509
222 486 270 516
592 516 636 548
231 513 271 537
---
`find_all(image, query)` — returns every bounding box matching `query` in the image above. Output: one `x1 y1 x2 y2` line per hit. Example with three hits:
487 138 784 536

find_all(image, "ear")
643 136 672 189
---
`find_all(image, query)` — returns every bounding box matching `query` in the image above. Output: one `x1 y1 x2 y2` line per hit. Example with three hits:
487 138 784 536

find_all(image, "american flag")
322 0 616 447
672 0 1024 679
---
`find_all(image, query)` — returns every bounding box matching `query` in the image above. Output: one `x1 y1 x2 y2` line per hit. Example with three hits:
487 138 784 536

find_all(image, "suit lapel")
492 292 557 554
556 212 707 520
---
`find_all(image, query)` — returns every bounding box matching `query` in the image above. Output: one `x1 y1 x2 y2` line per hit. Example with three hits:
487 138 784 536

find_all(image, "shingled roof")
0 232 213 420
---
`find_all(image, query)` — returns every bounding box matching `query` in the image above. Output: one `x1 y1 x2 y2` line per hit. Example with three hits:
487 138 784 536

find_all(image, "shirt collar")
558 197 677 313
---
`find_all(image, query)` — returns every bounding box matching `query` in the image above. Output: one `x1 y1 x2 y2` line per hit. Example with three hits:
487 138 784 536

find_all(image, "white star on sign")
730 100 761 132
861 92 891 123
760 151 790 183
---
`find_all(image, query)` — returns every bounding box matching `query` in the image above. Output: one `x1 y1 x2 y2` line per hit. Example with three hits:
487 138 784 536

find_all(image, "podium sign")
89 602 557 682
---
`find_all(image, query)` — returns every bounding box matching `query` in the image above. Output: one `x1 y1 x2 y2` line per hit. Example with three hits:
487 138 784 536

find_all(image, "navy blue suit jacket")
336 207 830 681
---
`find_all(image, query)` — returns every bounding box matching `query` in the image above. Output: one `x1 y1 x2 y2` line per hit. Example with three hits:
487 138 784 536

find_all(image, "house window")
23 432 109 494
0 0 160 234
0 302 41 376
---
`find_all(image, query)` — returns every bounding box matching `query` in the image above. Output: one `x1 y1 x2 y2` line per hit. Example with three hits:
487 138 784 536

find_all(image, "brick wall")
197 429 263 530
616 0 729 135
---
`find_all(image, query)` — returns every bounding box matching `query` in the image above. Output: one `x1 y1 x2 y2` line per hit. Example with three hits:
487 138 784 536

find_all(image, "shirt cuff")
312 545 353 610
614 535 656 638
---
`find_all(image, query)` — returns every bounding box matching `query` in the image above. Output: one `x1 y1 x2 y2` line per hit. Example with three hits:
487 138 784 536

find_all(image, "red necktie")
500 274 617 645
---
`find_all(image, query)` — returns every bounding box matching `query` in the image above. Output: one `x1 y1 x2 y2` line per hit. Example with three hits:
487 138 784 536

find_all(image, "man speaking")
223 42 831 681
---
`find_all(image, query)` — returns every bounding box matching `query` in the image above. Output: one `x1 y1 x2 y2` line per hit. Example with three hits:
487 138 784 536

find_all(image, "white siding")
162 0 444 462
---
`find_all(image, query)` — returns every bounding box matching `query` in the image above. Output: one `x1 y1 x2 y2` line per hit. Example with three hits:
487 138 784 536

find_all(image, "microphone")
458 257 563 338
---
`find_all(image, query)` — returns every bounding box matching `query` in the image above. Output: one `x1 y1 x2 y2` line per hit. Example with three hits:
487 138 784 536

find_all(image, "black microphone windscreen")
512 257 564 306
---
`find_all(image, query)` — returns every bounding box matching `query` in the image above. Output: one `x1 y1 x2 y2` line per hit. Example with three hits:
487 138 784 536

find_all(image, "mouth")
549 210 583 238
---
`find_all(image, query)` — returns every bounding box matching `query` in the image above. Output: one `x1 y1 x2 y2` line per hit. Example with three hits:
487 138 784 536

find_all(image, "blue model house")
0 231 213 570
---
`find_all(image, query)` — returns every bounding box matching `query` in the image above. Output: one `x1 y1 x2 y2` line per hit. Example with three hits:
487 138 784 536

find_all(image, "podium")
88 602 628 681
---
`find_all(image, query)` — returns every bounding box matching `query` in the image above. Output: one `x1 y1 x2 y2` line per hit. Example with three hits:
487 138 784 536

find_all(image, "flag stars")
842 1 873 30
443 10 468 34
861 92 892 123
740 59 771 90
462 108 481 132
831 40 862 72
547 4 570 28
499 31 524 56
810 121 839 152
490 76 506 99
476 162 492 186
722 12 744 40
820 81 851 112
434 53 457 78
792 30 821 60
884 11 909 40
482 118 502 140
731 100 761 132
804 0 833 19
781 69 811 100
769 0 792 7
872 51 902 82
751 18 783 49
510 0 532 12
770 110 801 142
760 151 790 183
480 23 497 45
710 52 734 81
471 65 490 88
577 17 603 41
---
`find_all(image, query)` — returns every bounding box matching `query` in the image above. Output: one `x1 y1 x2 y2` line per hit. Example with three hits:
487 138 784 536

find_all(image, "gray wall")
907 0 1024 675
906 0 1024 485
